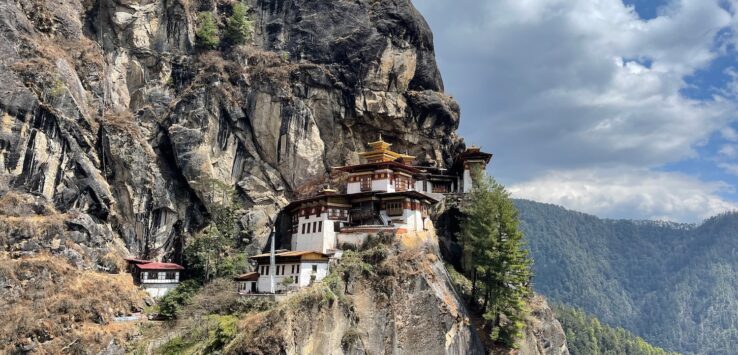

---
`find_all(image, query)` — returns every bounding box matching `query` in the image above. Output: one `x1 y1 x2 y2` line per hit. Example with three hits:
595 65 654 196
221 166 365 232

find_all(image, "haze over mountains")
516 199 738 354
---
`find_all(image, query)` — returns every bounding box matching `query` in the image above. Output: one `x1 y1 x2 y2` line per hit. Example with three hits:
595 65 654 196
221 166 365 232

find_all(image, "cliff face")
0 0 462 261
0 0 567 353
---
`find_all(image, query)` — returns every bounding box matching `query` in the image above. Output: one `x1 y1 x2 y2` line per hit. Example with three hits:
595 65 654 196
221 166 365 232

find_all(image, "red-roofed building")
124 258 184 298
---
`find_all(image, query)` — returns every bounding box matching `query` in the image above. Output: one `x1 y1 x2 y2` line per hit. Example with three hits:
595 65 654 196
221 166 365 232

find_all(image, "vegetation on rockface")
196 12 219 49
553 304 677 355
457 171 532 348
156 280 201 319
132 279 276 354
517 199 738 354
184 182 249 283
144 236 394 354
225 3 253 46
195 3 253 50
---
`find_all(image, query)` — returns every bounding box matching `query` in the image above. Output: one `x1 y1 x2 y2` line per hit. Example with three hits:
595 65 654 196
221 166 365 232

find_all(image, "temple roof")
233 272 259 281
249 251 330 263
357 136 415 164
333 160 420 174
132 261 185 270
283 189 438 212
451 146 493 172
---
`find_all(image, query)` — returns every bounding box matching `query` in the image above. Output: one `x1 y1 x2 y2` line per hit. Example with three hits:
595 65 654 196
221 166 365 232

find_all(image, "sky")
414 0 738 223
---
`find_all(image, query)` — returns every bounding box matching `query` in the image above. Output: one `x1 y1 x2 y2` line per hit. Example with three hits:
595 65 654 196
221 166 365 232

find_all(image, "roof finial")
379 133 383 142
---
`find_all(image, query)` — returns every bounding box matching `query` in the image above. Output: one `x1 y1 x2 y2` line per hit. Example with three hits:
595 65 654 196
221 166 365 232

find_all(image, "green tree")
225 3 253 46
196 12 219 49
553 304 678 355
184 181 247 283
459 169 532 348
157 280 201 319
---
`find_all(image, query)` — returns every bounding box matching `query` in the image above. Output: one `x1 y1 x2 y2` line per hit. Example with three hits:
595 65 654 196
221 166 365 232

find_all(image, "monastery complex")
126 137 491 297
237 137 491 294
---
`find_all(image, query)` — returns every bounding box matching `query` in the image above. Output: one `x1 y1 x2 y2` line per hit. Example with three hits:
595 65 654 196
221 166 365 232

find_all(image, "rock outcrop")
521 296 570 355
227 234 485 355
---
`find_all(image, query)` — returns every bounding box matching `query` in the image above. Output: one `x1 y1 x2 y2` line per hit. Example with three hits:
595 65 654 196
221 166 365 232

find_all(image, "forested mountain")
553 304 676 355
515 199 738 354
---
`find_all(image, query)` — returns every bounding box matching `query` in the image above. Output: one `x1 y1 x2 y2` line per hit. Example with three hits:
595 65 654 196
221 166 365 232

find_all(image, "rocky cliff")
0 0 462 261
0 0 567 353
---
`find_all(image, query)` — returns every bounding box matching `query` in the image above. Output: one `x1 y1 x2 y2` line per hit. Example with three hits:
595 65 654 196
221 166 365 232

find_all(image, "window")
360 177 371 191
396 177 410 191
165 272 176 280
148 272 159 280
386 201 403 216
312 221 317 233
423 181 428 192
318 221 322 232
311 265 318 272
296 264 300 273
291 265 295 274
302 223 306 234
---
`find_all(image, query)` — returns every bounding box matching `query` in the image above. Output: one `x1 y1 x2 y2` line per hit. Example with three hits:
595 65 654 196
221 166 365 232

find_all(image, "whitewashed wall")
292 212 336 253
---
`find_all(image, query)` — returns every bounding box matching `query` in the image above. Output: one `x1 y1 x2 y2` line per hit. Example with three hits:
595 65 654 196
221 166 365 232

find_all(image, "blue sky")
415 0 738 222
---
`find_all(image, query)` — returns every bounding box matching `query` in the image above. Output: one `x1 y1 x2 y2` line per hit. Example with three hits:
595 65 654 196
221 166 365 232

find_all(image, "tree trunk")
470 269 478 306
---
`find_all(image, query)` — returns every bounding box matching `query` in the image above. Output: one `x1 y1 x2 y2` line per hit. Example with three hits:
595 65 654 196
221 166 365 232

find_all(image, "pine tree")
196 12 219 49
225 3 253 46
460 168 533 348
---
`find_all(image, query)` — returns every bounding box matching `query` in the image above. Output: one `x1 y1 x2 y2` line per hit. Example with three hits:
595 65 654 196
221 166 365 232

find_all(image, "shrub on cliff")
184 186 248 283
157 280 200 319
225 3 253 46
196 12 219 49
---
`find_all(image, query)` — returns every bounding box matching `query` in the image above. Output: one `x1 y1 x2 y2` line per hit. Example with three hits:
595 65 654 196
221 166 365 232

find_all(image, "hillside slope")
553 304 676 355
516 199 738 354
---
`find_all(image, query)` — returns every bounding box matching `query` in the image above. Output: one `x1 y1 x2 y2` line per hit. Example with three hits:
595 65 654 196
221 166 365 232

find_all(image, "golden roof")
358 135 415 163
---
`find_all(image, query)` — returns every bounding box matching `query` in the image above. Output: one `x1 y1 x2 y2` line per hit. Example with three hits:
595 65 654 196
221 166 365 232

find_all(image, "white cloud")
718 144 738 158
508 168 738 222
416 0 736 175
721 126 738 142
414 0 738 221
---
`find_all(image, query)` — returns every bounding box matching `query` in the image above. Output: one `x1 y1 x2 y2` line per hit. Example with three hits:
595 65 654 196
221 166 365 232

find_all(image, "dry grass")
0 254 147 354
0 192 67 248
102 111 145 140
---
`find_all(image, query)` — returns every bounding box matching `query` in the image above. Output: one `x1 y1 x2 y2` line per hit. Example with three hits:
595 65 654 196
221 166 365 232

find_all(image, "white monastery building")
285 137 492 254
238 137 491 294
240 251 330 294
124 258 184 298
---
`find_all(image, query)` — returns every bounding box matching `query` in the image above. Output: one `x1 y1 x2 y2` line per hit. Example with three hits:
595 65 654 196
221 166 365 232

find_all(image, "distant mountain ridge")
515 199 738 355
